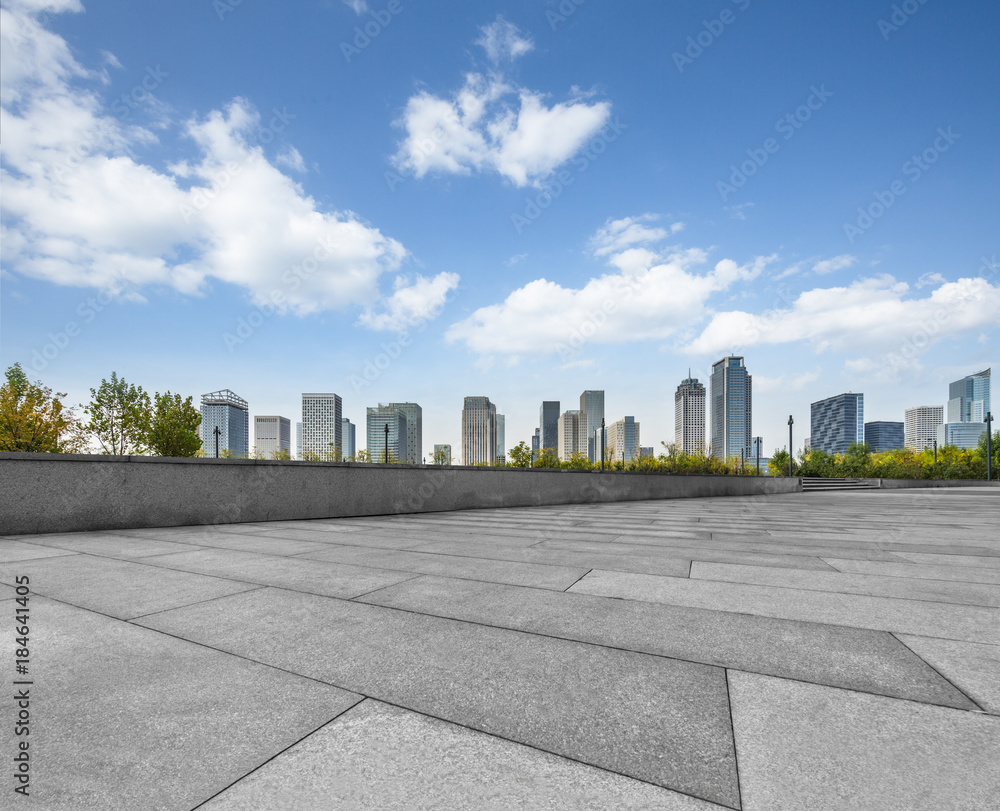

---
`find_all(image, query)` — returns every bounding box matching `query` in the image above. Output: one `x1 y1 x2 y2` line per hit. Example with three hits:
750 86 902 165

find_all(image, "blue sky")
2 0 997 460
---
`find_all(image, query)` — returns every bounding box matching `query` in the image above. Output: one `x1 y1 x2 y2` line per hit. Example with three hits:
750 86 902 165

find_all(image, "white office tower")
462 396 496 465
557 410 589 461
674 371 706 454
387 402 422 464
254 415 291 457
301 393 342 460
904 405 944 451
341 418 356 459
496 413 506 463
608 416 641 461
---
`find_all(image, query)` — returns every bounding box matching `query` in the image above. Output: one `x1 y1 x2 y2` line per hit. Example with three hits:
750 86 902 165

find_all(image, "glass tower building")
810 393 864 455
366 405 408 463
947 368 991 423
341 418 356 460
864 421 904 452
579 390 605 462
387 402 422 464
463 396 496 465
539 401 560 455
710 356 752 460
201 389 249 458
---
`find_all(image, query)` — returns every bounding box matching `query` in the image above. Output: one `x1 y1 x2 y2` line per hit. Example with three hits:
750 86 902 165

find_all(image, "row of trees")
768 439 999 480
1 365 201 457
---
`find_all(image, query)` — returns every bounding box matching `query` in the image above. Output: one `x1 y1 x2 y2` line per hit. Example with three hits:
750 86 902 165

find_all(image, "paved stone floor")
2 488 999 810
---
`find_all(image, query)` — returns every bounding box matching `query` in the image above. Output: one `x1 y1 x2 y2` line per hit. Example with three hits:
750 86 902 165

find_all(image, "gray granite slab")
127 529 335 556
568 570 1000 644
5 532 203 560
407 538 693 577
359 575 976 709
728 671 1000 811
141 547 420 599
896 634 1000 715
690 561 1000 607
201 699 727 811
136 587 740 808
823 557 1000 585
296 545 589 590
0 596 360 811
0 540 79 562
0 555 259 620
892 551 1000 569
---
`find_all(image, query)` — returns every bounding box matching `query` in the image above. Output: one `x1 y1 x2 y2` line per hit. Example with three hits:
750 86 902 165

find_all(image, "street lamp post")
933 439 938 465
383 422 389 464
600 418 605 471
787 415 794 477
986 412 994 482
213 426 221 459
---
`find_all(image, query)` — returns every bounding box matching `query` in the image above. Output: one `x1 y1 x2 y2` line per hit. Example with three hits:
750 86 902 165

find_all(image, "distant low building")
254 415 291 458
936 422 986 450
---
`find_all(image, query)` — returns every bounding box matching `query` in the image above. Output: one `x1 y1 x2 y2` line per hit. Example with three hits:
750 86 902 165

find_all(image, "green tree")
431 446 451 465
533 447 560 468
769 449 797 477
271 447 292 460
84 372 151 455
353 449 372 463
147 392 201 457
507 440 532 468
0 363 79 452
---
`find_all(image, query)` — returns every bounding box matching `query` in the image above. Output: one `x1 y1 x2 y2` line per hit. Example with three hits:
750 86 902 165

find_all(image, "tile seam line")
126 585 269 621
188 696 368 810
889 631 987 713
821 558 1000 585
724 669 745 811
562 568 594 593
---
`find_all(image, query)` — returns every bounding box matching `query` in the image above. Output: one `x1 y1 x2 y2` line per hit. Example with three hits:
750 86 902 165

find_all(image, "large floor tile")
0 539 79 563
359 575 976 709
891 551 1000 569
0 555 259 619
6 532 203 560
136 587 740 808
896 633 1000 714
201 699 727 811
728 671 1000 811
822 557 1000 585
568 570 1000 643
0 597 360 811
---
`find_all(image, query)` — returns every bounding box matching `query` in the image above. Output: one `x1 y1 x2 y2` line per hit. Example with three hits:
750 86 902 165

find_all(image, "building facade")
302 393 342 460
607 416 640 462
200 389 249 458
341 418 356 459
948 368 991 424
496 413 506 463
463 396 496 466
579 390 605 462
295 421 302 460
864 421 904 452
937 422 986 450
253 415 291 458
539 401 560 455
557 410 589 461
810 392 864 455
366 405 408 463
433 444 452 465
710 356 752 460
904 406 944 451
387 402 422 464
674 372 706 455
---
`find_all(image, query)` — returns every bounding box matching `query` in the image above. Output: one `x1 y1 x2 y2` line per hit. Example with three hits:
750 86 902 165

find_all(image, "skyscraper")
302 393 342 460
864 421 904 452
200 390 249 458
710 356 752 460
366 405 408 463
341 418 356 459
948 368 991 423
496 413 506 463
295 421 302 460
810 393 864 455
387 402 422 464
557 410 589 461
608 416 640 462
904 406 943 451
579 390 605 462
253 415 290 458
539 401 560 454
463 396 496 466
675 371 706 455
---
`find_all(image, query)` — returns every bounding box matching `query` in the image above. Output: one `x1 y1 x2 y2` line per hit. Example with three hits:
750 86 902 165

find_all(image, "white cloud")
685 275 1000 357
588 214 680 257
343 0 368 15
276 145 306 172
0 4 434 324
392 30 610 187
812 254 856 275
506 253 528 266
916 271 946 288
446 223 773 360
476 16 534 64
358 272 460 330
725 202 754 220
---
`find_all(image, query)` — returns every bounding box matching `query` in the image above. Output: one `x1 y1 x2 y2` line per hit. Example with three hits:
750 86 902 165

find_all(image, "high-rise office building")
201 390 249 458
295 421 302 460
254 415 290 458
579 390 605 462
496 413 506 463
463 396 496 466
302 393 342 460
608 416 640 461
433 444 452 465
531 428 540 461
539 401 560 454
810 393 864 455
557 410 589 460
904 406 943 451
387 402 422 464
936 422 986 450
675 371 706 455
341 418 356 459
366 405 408 463
864 421 904 452
710 356 752 460
948 368 991 423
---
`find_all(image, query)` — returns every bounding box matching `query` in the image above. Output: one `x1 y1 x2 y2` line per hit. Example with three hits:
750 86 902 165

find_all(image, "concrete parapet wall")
871 478 1000 490
1 453 802 536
